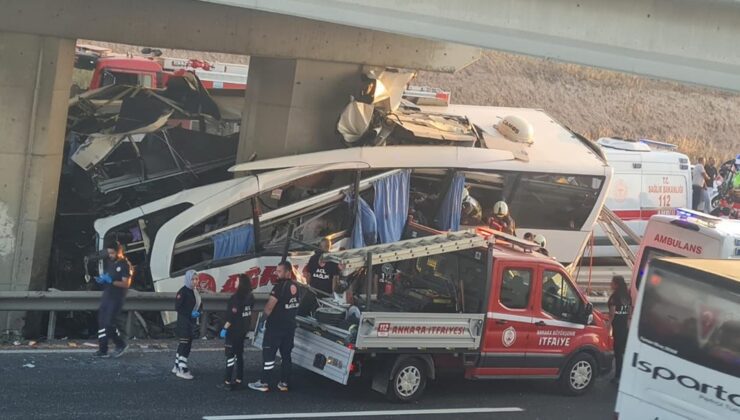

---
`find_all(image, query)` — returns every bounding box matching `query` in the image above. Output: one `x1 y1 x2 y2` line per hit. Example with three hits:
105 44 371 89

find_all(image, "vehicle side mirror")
582 303 593 325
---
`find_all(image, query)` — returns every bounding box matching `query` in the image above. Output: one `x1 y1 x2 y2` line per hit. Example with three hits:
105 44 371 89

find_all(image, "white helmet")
533 234 547 248
461 190 483 222
493 201 509 218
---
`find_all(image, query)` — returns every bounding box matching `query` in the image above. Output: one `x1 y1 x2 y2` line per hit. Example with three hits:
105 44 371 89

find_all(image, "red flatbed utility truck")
254 224 613 401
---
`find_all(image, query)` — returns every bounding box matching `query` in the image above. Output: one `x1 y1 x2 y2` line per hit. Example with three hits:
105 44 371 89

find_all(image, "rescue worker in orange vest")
488 201 516 235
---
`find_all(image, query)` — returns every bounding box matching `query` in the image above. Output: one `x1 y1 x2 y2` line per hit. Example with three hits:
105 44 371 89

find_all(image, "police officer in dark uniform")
219 274 255 390
608 275 632 384
249 261 299 392
94 242 131 358
172 269 202 380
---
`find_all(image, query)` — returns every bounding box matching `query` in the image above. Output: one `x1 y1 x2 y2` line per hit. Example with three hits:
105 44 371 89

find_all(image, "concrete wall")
238 58 364 161
0 32 74 332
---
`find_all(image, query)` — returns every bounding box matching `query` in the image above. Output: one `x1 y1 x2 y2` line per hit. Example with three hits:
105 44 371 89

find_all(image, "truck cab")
89 57 165 89
74 45 167 90
255 224 612 401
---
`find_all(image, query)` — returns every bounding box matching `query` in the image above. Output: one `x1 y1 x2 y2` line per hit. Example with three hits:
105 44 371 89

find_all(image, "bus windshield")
637 262 740 377
634 247 680 290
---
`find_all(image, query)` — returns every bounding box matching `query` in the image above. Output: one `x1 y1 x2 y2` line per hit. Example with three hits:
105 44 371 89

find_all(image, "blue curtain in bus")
373 170 410 244
348 196 377 248
436 172 465 231
213 224 254 261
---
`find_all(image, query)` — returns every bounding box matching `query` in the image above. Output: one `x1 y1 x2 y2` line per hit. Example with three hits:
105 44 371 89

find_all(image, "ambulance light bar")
675 208 720 228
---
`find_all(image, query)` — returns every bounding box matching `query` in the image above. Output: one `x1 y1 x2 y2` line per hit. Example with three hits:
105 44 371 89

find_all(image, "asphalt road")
0 346 617 420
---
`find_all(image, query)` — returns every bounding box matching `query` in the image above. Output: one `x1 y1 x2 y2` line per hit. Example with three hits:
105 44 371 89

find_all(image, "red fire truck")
74 44 247 91
254 223 613 401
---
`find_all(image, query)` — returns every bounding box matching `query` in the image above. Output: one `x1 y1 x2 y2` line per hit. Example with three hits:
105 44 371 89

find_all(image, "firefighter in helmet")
460 187 483 225
533 234 549 256
488 201 516 235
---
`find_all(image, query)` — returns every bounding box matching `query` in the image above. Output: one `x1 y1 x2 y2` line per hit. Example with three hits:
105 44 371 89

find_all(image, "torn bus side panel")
52 72 240 298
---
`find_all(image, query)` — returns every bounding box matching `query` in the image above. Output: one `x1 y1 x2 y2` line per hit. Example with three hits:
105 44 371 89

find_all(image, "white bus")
92 107 612 317
615 258 740 420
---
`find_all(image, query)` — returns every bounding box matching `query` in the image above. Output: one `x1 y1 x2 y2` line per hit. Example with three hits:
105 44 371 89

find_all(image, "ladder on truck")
568 207 639 276
568 207 639 274
323 230 486 272
323 228 540 272
597 207 640 269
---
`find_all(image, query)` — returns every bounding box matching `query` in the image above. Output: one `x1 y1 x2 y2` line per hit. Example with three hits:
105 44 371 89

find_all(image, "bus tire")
387 357 428 403
559 352 596 396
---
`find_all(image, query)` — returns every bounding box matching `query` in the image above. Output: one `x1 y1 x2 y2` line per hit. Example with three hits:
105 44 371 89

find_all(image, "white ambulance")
615 257 740 420
592 137 692 258
629 209 740 300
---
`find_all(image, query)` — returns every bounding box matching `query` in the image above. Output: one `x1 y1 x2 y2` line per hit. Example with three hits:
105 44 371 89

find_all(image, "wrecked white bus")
91 106 612 322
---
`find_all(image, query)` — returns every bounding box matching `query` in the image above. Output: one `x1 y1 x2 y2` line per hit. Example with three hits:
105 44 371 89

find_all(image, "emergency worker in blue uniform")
249 261 299 392
94 242 131 358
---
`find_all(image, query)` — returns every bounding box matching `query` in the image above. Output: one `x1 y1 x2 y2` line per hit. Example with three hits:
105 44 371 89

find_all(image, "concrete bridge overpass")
0 0 737 332
213 0 740 91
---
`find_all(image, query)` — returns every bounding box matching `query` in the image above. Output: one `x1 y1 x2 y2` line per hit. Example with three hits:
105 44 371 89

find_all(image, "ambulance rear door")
639 151 691 234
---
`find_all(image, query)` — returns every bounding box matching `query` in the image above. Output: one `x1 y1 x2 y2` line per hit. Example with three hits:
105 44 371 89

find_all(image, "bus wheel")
388 357 427 402
560 353 596 396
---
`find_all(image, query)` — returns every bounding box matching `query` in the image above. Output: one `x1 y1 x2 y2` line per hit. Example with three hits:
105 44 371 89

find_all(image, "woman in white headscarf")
172 269 202 379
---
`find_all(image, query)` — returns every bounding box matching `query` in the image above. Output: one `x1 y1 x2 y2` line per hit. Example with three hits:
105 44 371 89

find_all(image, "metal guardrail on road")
0 291 268 340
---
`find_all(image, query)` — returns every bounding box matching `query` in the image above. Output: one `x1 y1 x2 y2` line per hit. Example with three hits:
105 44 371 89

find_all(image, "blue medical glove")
191 310 201 319
94 276 103 285
219 328 227 339
99 274 113 284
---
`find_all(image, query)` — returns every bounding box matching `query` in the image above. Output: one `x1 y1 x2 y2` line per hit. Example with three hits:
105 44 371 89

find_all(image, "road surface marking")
203 407 524 419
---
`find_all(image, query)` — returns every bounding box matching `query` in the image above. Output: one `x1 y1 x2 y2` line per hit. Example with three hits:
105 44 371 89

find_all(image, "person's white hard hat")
533 234 547 248
493 201 509 218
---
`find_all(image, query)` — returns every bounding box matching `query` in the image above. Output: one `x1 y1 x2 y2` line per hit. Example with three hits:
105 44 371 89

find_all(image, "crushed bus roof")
229 107 608 177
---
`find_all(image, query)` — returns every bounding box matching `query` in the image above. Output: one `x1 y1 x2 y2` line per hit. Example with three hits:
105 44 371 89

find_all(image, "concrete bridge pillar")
237 57 365 161
0 32 74 333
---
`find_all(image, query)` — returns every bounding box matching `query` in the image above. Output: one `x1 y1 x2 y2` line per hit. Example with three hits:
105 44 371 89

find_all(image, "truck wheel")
559 353 596 396
388 357 427 403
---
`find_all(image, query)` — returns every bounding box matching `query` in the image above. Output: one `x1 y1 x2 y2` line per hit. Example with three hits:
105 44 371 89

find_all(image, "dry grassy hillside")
417 51 740 161
86 41 739 161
